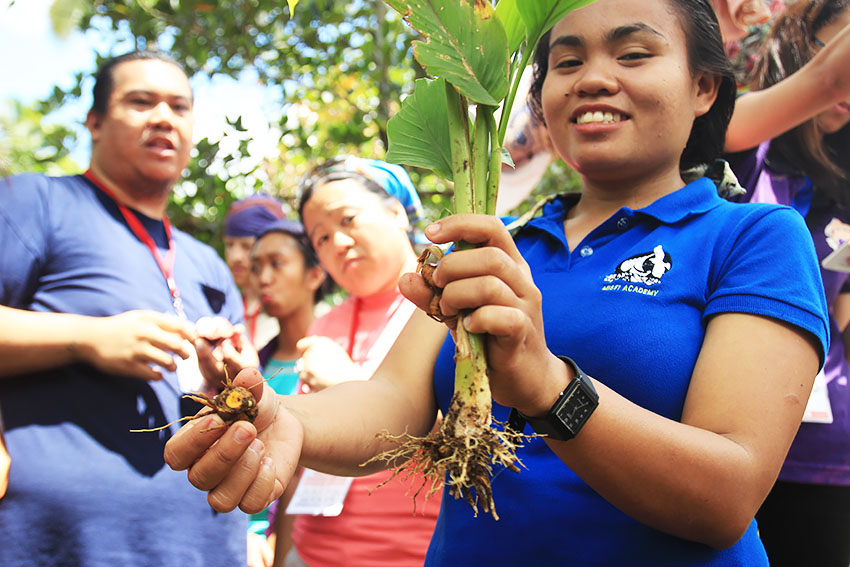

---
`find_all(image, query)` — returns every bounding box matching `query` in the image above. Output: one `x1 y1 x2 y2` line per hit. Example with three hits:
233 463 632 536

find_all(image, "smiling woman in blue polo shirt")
164 0 829 565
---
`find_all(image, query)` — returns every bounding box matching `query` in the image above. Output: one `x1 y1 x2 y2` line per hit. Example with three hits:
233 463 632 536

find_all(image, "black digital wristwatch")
509 356 599 441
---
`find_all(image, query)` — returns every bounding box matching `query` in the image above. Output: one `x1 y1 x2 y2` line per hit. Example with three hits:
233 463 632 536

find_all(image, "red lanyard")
347 297 362 359
243 298 259 345
84 170 186 318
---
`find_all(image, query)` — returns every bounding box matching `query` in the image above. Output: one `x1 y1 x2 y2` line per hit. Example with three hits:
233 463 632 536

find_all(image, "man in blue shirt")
0 50 256 566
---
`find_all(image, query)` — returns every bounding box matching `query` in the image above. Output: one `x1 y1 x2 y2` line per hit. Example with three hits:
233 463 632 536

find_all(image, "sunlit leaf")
386 0 509 105
518 0 596 47
494 0 525 55
385 78 453 179
48 0 87 39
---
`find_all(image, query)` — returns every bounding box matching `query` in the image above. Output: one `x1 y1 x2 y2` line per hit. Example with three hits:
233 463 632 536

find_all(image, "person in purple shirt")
725 2 850 565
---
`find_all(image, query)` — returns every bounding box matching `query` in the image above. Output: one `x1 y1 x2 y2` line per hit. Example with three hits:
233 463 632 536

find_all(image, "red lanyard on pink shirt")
243 298 259 345
347 296 362 359
84 170 186 319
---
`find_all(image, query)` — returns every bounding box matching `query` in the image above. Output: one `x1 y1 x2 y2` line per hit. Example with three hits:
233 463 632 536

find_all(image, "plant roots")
364 392 536 521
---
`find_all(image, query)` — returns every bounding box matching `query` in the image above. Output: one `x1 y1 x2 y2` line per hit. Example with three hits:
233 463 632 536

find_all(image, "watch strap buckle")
507 408 527 434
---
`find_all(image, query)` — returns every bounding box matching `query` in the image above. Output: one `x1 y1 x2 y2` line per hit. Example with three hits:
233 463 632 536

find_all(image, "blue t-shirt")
0 174 247 567
427 178 829 566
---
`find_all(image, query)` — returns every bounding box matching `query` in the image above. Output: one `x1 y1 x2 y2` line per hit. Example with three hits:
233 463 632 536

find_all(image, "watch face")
554 385 596 434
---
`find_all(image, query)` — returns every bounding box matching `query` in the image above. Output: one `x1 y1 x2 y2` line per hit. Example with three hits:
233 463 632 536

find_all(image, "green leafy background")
0 0 582 252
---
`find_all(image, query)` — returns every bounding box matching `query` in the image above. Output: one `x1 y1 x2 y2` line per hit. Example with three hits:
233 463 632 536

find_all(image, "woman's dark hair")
528 0 737 172
750 0 850 199
90 50 189 116
297 157 390 221
255 219 334 304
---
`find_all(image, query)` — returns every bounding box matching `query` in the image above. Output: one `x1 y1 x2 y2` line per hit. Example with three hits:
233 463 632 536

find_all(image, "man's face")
86 58 194 191
224 235 256 289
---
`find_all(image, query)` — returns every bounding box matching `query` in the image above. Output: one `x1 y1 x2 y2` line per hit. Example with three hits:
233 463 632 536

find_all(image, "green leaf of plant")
501 147 515 168
518 0 596 48
494 0 526 55
385 78 453 180
386 0 509 106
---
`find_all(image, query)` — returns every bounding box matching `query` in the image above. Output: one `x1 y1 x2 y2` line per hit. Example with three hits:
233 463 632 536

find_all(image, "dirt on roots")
363 392 536 521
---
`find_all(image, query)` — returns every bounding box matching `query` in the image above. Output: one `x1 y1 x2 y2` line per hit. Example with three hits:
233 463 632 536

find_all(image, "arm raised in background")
726 20 850 153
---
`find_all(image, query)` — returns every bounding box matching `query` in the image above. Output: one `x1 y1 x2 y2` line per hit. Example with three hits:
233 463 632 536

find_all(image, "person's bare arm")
535 313 816 548
163 310 446 513
725 21 850 153
0 305 195 380
0 408 8 501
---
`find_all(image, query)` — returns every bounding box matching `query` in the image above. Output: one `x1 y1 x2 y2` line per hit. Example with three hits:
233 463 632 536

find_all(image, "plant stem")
452 321 492 432
484 106 500 216
472 106 489 215
497 44 536 147
445 80 473 214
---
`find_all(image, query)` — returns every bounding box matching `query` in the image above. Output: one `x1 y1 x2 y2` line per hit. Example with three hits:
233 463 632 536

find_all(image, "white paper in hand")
285 469 354 517
821 241 850 273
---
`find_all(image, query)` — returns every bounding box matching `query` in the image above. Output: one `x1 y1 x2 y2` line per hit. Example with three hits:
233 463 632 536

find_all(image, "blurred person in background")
224 193 287 350
723 2 850 565
274 156 440 567
246 218 329 567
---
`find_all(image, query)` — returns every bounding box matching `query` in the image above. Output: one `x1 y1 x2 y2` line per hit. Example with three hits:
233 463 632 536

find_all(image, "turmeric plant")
367 0 595 520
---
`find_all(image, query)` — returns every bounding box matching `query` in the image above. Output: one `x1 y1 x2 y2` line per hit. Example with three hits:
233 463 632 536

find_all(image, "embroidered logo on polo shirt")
603 245 672 291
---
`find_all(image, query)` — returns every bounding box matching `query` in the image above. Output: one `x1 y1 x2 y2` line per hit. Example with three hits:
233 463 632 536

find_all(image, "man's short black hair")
89 50 189 116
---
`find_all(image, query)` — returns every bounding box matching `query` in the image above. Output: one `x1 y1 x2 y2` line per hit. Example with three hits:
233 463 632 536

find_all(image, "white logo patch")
604 245 672 286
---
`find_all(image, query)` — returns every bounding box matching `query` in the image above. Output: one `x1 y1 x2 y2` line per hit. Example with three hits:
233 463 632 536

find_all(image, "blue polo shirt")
427 177 829 566
0 174 247 567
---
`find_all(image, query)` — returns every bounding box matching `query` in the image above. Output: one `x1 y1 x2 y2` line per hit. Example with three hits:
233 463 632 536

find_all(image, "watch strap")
508 356 598 441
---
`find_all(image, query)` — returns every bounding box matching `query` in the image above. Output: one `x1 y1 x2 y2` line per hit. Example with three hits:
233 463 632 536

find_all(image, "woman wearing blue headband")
258 157 439 567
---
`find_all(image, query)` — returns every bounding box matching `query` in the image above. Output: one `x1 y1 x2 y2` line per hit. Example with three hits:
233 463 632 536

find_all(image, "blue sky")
0 0 284 170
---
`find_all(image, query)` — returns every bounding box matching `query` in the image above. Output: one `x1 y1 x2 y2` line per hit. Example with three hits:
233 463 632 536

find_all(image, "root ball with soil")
364 246 535 521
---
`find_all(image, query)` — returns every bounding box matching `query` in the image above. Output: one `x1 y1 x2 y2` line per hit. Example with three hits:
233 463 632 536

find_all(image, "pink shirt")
292 288 440 567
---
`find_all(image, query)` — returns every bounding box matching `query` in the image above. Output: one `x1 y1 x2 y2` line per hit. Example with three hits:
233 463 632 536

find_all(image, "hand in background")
0 436 8 501
195 316 260 388
247 532 274 567
296 335 367 392
75 310 197 381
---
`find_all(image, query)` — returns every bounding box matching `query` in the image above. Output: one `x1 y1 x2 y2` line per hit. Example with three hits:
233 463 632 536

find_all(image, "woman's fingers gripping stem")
424 214 555 410
423 215 539 324
424 214 528 265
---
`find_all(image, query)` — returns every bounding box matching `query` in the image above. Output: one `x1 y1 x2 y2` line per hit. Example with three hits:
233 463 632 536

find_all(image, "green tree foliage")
3 0 579 252
0 100 80 177
4 0 453 251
